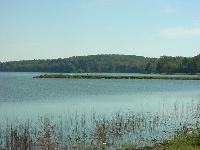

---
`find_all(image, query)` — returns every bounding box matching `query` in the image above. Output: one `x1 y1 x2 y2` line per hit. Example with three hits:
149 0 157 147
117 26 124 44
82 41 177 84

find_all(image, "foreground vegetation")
33 74 200 80
0 53 200 74
0 100 199 149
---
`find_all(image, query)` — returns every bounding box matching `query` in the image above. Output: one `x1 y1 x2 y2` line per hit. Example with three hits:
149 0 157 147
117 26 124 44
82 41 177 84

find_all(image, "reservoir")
0 72 199 147
0 72 199 120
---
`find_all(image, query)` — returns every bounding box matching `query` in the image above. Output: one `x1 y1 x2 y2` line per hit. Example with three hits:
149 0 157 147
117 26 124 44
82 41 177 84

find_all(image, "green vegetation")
33 74 200 80
1 100 199 149
0 54 200 74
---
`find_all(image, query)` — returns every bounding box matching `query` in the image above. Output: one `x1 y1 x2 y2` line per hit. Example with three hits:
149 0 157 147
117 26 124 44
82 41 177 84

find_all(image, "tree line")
0 54 199 74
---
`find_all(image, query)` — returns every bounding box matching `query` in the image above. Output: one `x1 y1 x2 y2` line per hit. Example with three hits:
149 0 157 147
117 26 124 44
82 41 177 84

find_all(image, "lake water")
0 72 199 121
0 72 200 147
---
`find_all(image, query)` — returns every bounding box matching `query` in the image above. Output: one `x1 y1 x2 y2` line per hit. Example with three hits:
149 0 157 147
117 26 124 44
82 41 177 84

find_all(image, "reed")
0 100 199 149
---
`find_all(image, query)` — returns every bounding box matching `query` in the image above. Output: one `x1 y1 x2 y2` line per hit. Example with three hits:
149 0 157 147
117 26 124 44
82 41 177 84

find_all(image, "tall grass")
0 100 199 149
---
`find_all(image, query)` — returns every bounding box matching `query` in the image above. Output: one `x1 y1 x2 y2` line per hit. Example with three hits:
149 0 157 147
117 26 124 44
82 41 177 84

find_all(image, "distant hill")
0 54 199 74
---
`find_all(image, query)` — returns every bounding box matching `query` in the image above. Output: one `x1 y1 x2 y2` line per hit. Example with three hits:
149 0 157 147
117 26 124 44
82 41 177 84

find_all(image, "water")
0 72 200 119
0 72 200 148
0 72 200 121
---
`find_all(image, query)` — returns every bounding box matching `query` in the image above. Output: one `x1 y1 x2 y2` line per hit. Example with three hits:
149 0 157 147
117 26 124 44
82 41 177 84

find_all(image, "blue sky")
0 0 200 62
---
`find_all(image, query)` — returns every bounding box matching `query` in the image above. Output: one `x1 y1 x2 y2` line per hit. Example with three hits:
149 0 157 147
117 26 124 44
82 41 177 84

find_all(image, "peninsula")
33 74 200 80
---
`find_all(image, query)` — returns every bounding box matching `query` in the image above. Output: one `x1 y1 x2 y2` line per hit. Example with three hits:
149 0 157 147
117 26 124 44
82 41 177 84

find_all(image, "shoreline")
33 74 200 80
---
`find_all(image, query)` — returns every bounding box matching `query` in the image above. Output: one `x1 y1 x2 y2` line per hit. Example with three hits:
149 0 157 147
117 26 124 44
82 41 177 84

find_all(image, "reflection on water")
0 72 200 148
0 72 200 121
0 98 199 149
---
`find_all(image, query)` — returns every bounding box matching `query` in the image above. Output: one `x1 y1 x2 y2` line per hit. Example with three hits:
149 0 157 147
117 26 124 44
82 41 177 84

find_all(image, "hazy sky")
0 0 200 62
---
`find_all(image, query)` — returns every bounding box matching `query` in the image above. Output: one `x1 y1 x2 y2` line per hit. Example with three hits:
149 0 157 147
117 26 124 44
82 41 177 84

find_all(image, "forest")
0 54 200 74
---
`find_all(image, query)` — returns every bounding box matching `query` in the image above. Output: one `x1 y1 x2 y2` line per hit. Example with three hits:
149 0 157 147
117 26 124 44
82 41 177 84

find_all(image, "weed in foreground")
0 100 199 149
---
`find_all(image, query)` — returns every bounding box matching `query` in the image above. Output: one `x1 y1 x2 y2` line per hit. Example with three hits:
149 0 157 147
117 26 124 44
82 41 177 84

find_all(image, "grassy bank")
33 74 200 80
0 100 199 149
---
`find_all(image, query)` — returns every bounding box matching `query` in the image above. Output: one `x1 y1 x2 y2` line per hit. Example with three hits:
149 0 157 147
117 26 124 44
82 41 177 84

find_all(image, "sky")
0 0 200 62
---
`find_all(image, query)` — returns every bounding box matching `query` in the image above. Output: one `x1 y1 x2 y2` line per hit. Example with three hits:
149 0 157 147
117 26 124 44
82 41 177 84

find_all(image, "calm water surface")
0 72 200 122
